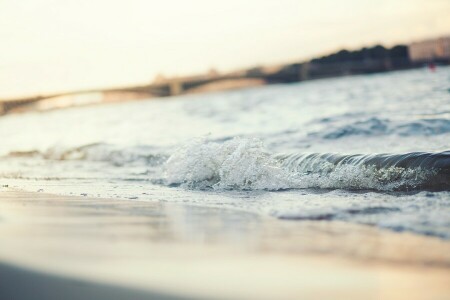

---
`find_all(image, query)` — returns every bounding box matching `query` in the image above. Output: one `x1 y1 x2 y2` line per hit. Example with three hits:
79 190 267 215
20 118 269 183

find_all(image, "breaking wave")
6 138 450 192
164 138 450 191
277 151 449 191
164 138 295 190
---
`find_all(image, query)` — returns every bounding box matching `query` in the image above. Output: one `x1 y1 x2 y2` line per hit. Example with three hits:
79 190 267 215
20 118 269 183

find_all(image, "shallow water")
1 67 449 238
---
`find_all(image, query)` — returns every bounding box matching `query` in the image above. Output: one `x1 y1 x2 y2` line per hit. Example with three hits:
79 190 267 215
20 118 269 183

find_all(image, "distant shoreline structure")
1 35 449 115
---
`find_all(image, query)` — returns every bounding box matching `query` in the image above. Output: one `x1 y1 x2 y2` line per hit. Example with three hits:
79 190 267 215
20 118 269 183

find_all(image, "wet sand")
0 190 449 300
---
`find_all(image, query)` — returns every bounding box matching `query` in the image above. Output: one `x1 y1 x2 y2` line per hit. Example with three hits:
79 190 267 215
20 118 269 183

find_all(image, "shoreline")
0 190 449 299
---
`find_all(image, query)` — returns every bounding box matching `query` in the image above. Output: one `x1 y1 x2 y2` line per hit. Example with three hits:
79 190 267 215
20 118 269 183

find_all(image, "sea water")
1 67 449 238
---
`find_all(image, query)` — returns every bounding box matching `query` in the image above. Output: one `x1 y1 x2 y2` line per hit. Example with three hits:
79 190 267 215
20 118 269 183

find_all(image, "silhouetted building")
305 45 410 78
408 36 450 63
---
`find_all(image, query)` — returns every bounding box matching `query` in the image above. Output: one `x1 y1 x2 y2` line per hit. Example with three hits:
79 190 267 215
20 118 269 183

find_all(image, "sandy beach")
0 190 449 300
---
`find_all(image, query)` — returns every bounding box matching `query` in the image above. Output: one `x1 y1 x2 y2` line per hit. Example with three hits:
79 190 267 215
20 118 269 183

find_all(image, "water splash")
164 138 449 191
164 137 296 190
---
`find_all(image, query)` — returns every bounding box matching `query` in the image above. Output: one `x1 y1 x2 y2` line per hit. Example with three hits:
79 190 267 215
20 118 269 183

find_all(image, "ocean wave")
6 143 168 167
312 117 450 139
6 138 450 192
164 138 450 191
277 151 450 191
164 138 296 190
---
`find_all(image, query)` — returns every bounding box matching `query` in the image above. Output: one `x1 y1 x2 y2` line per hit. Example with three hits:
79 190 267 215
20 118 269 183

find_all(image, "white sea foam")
4 138 443 191
163 138 442 191
294 164 433 191
164 137 296 190
7 143 167 167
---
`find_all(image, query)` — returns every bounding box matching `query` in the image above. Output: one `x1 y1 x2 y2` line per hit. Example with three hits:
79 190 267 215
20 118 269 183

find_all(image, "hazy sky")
1 0 449 98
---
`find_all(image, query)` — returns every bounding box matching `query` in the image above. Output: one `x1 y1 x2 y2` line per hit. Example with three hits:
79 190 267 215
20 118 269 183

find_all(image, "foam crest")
164 138 296 190
278 151 449 191
164 138 449 191
7 139 449 191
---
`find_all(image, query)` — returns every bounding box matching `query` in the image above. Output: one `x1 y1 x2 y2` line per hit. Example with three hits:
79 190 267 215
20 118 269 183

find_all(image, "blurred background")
1 0 449 112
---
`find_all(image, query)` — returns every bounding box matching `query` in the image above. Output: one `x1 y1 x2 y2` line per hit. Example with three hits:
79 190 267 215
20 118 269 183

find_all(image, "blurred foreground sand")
0 190 449 300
